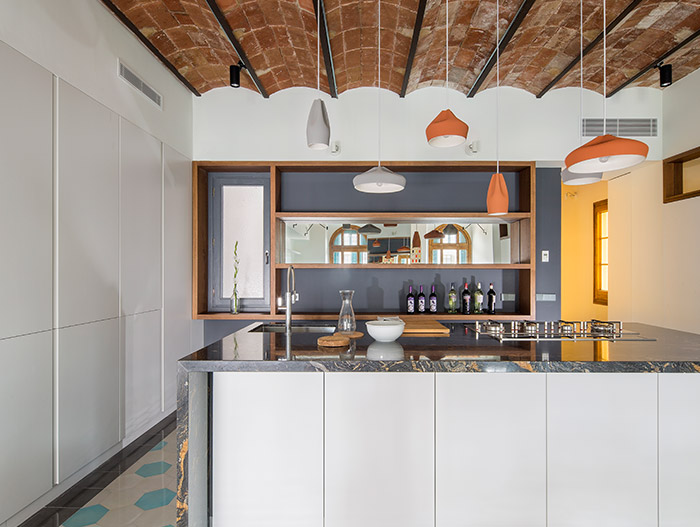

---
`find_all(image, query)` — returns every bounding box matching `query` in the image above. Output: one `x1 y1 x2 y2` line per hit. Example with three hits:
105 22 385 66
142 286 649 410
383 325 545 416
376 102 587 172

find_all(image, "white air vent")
119 61 162 109
582 118 657 137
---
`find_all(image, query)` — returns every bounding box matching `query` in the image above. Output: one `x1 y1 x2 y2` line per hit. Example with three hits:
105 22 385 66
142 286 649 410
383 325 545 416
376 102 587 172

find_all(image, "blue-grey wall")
203 168 561 347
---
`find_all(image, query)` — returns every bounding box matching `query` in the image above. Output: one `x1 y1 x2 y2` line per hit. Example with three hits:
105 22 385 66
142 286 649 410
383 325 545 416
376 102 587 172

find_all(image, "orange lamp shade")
426 109 469 147
424 229 445 239
565 134 648 173
487 173 509 216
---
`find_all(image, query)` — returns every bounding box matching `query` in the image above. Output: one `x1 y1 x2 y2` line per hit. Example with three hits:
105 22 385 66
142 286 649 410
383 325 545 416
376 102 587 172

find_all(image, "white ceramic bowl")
365 320 405 342
366 341 405 361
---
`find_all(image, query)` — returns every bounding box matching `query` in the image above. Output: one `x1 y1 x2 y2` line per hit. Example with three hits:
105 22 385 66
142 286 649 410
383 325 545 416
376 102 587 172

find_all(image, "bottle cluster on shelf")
406 282 498 315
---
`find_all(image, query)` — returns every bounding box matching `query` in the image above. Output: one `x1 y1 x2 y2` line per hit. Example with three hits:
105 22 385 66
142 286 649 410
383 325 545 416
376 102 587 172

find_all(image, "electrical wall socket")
541 250 549 262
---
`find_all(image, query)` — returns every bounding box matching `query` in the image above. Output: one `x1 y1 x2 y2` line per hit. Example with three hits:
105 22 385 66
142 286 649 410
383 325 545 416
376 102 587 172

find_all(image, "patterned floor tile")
134 489 176 511
62 505 108 527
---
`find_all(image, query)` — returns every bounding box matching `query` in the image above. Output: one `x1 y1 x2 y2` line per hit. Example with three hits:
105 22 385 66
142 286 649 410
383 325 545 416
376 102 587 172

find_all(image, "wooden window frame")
663 146 700 203
329 225 368 264
427 224 472 264
593 199 608 306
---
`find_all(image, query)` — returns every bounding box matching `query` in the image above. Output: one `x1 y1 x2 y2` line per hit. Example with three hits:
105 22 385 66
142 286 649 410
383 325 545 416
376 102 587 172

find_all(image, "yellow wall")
561 180 609 321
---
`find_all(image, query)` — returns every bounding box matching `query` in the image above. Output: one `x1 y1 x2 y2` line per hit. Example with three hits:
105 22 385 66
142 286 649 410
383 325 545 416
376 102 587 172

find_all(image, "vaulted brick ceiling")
105 0 700 97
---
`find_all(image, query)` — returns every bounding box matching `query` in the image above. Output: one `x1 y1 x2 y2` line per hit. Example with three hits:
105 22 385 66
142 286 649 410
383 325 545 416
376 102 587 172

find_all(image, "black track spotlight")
656 62 672 88
229 61 246 88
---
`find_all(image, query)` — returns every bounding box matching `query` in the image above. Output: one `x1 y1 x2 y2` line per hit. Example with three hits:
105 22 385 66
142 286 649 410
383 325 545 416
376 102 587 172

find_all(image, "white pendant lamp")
564 0 647 175
486 0 509 216
425 0 468 147
353 0 405 194
306 0 330 150
562 0 602 185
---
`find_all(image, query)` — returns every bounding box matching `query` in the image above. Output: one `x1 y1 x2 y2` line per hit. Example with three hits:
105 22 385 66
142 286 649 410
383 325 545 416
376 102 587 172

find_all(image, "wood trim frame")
663 146 700 203
593 199 609 306
192 160 538 320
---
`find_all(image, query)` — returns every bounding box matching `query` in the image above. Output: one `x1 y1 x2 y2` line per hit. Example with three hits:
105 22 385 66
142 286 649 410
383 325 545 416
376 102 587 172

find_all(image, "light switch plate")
541 250 549 262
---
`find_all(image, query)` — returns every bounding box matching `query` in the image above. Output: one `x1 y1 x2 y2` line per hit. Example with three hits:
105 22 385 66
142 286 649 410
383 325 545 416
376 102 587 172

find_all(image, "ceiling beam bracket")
400 0 428 98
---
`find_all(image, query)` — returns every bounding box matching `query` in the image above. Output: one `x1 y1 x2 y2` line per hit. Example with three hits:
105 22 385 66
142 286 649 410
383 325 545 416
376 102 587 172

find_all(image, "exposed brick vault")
107 0 700 96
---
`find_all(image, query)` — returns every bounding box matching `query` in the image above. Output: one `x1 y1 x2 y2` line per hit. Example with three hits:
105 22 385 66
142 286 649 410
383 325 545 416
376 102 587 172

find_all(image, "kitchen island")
177 322 700 527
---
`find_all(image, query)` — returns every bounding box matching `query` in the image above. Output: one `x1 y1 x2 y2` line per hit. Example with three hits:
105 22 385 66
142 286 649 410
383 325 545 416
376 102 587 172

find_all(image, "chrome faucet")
279 266 299 332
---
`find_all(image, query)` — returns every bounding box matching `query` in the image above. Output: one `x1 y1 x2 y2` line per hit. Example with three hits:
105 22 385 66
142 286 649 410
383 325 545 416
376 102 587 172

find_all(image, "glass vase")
230 286 240 314
337 290 356 334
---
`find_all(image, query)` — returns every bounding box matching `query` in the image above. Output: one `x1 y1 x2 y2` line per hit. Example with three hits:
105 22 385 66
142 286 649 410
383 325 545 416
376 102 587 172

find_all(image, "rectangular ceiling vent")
582 118 657 137
119 61 162 109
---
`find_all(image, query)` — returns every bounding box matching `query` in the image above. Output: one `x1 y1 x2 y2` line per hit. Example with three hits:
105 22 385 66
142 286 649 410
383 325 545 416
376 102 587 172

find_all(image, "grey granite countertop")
178 322 700 373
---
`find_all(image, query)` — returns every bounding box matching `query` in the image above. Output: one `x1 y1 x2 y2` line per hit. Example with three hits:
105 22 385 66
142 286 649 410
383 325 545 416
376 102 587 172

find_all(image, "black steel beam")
400 0 428 97
536 0 644 98
99 0 201 96
608 27 700 97
312 0 338 98
204 0 269 98
466 0 537 98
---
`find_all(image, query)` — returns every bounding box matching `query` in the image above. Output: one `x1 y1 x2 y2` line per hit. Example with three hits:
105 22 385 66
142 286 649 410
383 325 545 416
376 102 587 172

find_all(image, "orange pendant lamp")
487 0 508 216
564 0 647 174
425 0 468 148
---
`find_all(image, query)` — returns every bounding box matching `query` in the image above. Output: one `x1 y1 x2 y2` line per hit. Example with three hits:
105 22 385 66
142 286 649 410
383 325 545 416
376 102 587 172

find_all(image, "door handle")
265 250 270 265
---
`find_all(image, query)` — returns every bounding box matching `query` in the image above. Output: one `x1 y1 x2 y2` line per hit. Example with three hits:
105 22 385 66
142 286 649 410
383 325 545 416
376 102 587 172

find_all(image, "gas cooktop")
472 320 656 342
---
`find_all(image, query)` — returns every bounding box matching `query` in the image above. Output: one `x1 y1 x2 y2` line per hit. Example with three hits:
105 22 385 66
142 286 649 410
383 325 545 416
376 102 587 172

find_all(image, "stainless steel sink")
250 323 336 334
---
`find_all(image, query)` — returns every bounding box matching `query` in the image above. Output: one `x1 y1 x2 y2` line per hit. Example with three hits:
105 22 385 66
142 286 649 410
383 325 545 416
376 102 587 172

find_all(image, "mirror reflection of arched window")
428 224 472 264
329 226 368 264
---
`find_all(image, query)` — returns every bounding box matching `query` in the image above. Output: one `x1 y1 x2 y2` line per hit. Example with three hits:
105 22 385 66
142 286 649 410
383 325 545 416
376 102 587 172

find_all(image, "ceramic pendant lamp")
487 0 509 216
306 0 331 150
425 0 468 147
353 0 406 193
564 0 648 174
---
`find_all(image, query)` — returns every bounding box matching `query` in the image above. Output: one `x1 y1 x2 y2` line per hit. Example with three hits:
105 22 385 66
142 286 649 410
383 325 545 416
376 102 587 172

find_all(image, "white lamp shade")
567 154 645 173
306 98 330 150
561 168 603 185
353 166 406 194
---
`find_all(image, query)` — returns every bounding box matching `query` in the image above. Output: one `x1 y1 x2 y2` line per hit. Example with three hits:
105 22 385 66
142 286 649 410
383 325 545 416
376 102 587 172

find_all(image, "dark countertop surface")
178 321 700 373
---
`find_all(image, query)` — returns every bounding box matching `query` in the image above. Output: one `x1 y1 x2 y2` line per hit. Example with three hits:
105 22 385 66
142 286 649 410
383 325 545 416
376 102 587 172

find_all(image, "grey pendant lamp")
561 0 602 185
353 0 406 193
306 0 331 150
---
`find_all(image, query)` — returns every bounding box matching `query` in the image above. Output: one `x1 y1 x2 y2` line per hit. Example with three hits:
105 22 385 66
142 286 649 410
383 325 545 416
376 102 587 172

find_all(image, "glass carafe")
337 290 356 334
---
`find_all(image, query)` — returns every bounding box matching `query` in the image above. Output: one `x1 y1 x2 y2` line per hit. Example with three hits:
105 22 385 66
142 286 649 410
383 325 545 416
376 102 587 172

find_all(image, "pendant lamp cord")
378 0 382 167
579 0 583 145
603 0 607 133
445 0 449 109
317 0 320 92
496 0 500 174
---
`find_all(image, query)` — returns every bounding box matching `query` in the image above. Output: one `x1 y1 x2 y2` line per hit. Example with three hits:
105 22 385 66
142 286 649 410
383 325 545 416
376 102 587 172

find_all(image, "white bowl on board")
367 341 405 361
365 319 405 342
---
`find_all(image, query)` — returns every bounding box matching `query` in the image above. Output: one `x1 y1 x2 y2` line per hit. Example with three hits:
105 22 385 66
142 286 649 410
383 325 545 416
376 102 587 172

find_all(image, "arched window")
428 224 472 264
329 226 368 264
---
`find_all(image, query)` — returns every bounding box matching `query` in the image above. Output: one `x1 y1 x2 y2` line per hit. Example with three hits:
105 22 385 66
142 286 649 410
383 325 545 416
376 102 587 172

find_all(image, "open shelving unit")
193 161 537 321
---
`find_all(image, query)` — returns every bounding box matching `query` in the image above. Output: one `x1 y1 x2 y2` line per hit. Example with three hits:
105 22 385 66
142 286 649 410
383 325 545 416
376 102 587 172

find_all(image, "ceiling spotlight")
229 61 245 88
657 62 672 88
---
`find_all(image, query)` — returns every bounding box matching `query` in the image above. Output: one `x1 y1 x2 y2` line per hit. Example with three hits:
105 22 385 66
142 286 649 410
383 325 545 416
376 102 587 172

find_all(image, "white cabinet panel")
163 145 193 409
58 318 120 481
123 310 161 442
325 373 434 527
0 332 53 523
0 41 53 340
120 119 162 316
547 373 657 527
57 80 119 327
212 372 323 527
436 373 546 527
659 374 700 526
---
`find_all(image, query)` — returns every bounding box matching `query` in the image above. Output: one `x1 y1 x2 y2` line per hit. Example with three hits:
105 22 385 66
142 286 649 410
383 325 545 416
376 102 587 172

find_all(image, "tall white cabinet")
324 373 435 527
436 373 547 527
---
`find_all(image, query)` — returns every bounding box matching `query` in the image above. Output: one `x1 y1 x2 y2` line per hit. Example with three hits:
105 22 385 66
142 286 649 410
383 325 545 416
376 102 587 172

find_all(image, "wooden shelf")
275 212 530 223
195 312 533 321
274 263 531 270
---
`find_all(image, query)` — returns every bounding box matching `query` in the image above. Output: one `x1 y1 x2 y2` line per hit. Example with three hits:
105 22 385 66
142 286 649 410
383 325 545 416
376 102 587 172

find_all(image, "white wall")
609 161 700 335
194 85 662 163
663 67 700 158
0 2 199 524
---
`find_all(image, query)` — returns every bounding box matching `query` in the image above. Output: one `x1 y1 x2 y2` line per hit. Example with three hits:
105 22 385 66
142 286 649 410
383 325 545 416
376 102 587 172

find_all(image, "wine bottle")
461 282 471 315
473 282 484 314
487 283 497 314
417 285 426 314
429 285 438 314
406 285 416 314
448 283 458 314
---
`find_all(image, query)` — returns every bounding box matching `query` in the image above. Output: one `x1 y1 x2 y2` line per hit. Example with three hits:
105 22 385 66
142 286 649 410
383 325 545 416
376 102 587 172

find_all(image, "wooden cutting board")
401 319 450 335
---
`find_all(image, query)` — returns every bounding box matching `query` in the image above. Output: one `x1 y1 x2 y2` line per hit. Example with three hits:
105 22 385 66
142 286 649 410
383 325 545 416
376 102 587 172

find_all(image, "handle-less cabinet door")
212 372 323 527
325 372 435 527
436 373 547 527
547 373 657 527
208 174 270 312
